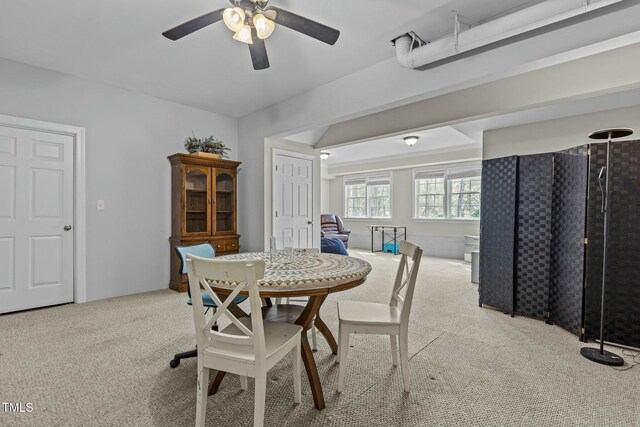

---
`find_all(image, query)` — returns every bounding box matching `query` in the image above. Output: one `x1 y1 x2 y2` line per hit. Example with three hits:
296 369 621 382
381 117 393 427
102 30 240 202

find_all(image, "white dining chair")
186 254 302 427
336 240 423 393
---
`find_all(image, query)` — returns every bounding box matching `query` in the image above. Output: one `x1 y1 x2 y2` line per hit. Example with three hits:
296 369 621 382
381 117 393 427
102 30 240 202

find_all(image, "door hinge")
275 211 278 217
587 148 591 156
584 237 588 245
581 327 586 334
275 165 278 171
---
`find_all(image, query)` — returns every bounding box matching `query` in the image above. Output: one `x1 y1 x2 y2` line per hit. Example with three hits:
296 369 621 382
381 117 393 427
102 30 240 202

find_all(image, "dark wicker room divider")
515 154 553 320
583 141 640 348
479 156 518 315
549 152 588 336
480 142 640 348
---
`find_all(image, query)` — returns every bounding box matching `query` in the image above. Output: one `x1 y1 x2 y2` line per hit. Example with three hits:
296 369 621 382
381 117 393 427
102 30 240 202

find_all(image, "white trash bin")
471 250 480 284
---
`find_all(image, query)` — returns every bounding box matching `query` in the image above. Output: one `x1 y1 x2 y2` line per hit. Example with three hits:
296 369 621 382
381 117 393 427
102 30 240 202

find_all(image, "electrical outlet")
97 200 105 211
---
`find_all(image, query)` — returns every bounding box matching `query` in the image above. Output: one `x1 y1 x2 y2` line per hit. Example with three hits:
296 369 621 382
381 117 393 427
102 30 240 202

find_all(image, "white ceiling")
319 126 479 167
293 78 640 168
309 80 640 169
0 0 544 118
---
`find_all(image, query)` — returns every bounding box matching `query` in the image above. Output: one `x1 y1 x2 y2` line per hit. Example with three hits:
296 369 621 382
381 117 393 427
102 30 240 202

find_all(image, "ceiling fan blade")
269 7 340 45
162 9 224 41
248 30 270 70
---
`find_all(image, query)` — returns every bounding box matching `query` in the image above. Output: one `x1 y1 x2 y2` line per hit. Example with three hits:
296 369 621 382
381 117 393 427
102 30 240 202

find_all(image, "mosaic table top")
209 252 372 291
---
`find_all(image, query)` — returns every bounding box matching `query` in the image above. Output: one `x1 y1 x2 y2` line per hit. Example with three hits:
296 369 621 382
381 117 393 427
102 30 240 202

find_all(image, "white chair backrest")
186 254 267 360
389 241 423 328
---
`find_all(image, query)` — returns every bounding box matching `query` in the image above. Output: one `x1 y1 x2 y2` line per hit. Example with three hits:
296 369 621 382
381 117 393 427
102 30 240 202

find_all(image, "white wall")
237 7 640 253
326 149 481 259
484 104 640 159
320 164 332 215
0 58 238 302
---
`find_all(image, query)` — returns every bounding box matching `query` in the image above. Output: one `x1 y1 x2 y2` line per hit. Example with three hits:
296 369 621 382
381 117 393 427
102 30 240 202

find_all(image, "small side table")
367 225 407 254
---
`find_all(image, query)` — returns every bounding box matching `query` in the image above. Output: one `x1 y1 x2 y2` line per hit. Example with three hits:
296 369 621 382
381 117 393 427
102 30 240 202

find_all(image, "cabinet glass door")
215 171 235 234
184 166 210 235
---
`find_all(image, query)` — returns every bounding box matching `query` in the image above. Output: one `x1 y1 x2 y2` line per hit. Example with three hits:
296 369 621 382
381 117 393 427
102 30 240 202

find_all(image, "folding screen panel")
583 143 607 341
482 143 639 346
514 154 553 320
549 152 588 336
600 140 640 348
479 156 518 314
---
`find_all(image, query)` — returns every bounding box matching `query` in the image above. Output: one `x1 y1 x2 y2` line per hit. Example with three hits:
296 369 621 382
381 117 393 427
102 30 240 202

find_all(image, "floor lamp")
580 127 634 366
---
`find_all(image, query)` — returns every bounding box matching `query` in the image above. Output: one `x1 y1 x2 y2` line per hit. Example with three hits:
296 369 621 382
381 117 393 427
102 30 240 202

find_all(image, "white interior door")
0 125 74 313
273 152 315 248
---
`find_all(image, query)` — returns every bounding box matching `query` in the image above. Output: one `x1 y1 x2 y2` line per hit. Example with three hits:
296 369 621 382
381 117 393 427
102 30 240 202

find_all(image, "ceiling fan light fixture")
320 152 330 160
223 7 246 32
253 13 275 39
163 4 341 71
404 136 419 146
233 24 253 44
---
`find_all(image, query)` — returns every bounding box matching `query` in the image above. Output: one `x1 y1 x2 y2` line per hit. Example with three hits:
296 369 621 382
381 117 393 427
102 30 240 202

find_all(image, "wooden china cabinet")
168 153 241 292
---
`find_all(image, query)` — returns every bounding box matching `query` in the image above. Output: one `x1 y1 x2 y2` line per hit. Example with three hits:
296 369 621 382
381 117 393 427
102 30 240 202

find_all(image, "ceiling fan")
162 0 340 70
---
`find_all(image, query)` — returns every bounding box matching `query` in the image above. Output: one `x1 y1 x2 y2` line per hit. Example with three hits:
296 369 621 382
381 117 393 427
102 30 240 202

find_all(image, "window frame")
343 172 393 220
413 172 446 219
412 162 481 221
447 175 481 219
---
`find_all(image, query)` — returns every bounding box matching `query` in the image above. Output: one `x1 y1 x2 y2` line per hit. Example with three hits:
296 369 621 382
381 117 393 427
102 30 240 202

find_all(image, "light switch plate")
97 200 105 211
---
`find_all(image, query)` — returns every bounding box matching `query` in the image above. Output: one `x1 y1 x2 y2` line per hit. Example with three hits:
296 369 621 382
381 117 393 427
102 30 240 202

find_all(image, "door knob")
64 225 72 231
307 220 313 225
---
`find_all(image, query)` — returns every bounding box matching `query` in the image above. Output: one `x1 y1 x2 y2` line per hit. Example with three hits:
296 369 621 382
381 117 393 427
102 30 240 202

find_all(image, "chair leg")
390 335 398 367
254 374 267 427
240 375 248 391
293 336 301 404
195 361 210 427
399 333 410 393
170 348 197 368
311 323 318 352
337 325 350 392
336 322 341 363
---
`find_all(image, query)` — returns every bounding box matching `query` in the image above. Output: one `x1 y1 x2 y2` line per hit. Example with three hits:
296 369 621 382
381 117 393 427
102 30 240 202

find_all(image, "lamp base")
580 347 624 366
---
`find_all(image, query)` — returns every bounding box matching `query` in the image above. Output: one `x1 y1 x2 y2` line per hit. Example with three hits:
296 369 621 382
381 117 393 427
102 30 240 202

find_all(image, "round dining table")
206 251 372 410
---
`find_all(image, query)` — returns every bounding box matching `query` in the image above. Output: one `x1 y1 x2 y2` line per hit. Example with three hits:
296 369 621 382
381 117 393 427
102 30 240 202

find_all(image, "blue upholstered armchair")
169 243 247 368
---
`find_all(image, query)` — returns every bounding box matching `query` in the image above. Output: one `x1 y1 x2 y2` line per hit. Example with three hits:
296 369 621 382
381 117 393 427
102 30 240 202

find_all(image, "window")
414 172 445 219
413 162 481 220
449 176 481 218
345 180 366 218
344 173 392 218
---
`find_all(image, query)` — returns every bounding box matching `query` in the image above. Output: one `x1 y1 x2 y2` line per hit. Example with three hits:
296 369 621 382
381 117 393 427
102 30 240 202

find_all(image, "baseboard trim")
347 232 466 259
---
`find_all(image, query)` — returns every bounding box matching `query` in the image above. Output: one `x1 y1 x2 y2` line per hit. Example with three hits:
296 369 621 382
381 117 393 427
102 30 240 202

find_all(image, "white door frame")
271 148 320 249
0 113 87 304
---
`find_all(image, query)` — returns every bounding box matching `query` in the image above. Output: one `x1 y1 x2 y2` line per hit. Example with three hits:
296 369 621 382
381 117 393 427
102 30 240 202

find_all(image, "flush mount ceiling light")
404 136 419 146
163 0 340 70
320 152 331 160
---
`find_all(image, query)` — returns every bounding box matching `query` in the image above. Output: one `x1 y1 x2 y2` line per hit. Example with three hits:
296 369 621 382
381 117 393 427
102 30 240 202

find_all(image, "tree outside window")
344 174 391 219
413 163 481 220
415 177 445 218
449 177 481 218
368 183 391 218
345 182 366 218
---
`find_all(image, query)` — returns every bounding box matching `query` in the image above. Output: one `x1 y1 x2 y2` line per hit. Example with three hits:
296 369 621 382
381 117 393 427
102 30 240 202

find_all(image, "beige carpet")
1 250 639 427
